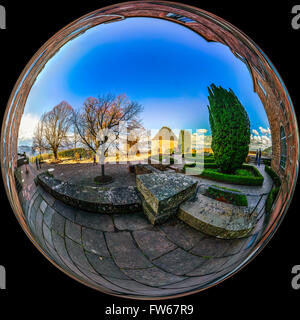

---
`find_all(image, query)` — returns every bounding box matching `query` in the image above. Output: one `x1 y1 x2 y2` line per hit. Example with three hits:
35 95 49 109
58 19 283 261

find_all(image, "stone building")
152 126 178 155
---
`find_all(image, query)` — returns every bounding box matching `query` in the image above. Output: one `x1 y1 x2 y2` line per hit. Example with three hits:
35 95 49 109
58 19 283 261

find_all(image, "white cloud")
259 126 271 135
18 113 40 143
252 129 259 136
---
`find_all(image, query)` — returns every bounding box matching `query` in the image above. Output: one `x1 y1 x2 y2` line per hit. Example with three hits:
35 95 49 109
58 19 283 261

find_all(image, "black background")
0 0 299 316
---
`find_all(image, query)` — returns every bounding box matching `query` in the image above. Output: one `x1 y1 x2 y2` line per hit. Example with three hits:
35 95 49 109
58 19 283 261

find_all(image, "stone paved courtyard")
18 163 266 297
39 162 136 187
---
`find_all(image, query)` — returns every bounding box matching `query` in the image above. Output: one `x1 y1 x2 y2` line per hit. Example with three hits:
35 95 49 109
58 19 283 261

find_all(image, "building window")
280 126 287 169
166 13 196 23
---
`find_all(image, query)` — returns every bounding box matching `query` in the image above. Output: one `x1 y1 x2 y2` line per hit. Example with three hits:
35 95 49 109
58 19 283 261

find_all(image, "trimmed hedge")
265 165 281 187
265 165 281 215
198 164 264 186
263 159 271 166
184 162 217 171
58 148 93 159
206 185 248 206
265 186 280 214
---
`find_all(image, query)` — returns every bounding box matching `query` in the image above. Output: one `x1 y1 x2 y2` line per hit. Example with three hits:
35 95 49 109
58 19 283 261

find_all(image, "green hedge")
58 148 93 159
265 186 280 214
198 164 264 186
265 165 281 187
206 185 248 206
184 162 217 171
263 159 271 166
265 165 281 215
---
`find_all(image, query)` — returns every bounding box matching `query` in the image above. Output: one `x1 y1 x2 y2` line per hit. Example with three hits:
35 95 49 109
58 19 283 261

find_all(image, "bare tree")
73 94 143 177
43 101 73 159
72 125 81 150
32 116 46 156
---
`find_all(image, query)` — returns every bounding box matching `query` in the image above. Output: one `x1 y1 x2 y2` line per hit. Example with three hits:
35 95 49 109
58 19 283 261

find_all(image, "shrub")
206 185 248 206
58 148 92 159
265 186 280 214
198 164 264 186
263 159 271 166
265 165 281 215
265 165 281 187
208 84 250 173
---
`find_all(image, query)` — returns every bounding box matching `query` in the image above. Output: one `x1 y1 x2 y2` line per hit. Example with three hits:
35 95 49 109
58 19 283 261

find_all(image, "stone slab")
178 193 257 239
136 173 197 225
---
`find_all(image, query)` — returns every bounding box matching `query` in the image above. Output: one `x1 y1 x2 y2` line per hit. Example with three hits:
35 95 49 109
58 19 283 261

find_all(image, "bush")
184 162 217 172
198 164 264 186
58 148 92 159
263 159 271 166
265 186 280 214
265 165 281 215
265 165 281 187
208 84 250 173
206 185 248 206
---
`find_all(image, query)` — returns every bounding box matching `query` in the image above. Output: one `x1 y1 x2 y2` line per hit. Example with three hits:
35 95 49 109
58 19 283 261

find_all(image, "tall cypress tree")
207 84 250 173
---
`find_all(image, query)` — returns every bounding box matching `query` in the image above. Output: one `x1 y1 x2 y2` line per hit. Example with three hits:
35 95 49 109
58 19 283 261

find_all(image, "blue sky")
20 17 270 144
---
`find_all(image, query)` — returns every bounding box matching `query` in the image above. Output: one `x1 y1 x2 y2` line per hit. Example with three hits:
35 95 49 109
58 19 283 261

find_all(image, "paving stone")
223 238 249 256
44 240 71 271
42 191 56 206
44 206 55 227
103 276 160 294
35 210 44 240
159 219 205 250
51 231 89 278
133 229 177 260
43 223 53 246
190 237 232 258
51 212 66 237
65 237 96 274
152 248 204 275
33 195 43 211
185 256 231 276
53 200 77 222
123 267 186 286
106 232 153 269
75 268 134 294
85 251 129 279
65 220 82 243
82 228 110 257
114 212 150 231
40 200 48 213
52 231 74 265
76 211 114 231
159 275 214 289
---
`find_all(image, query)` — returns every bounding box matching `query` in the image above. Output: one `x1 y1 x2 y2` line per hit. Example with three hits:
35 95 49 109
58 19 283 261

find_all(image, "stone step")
136 173 197 225
178 193 257 239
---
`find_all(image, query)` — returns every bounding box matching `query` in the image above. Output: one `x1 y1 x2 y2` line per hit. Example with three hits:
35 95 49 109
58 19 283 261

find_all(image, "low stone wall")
178 193 257 239
35 172 141 214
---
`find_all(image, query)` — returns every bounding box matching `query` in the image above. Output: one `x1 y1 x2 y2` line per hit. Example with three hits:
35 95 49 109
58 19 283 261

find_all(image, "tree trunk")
101 164 105 176
53 148 58 160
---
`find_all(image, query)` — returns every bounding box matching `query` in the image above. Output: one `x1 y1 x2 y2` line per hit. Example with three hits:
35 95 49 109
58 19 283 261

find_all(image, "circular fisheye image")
1 1 298 299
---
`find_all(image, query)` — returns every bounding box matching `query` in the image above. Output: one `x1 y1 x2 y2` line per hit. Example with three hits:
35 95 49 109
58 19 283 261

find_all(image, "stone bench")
136 173 197 225
178 193 257 239
35 172 141 214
